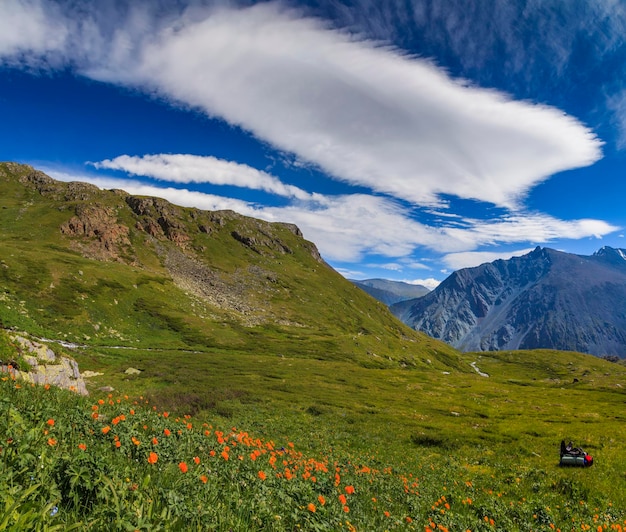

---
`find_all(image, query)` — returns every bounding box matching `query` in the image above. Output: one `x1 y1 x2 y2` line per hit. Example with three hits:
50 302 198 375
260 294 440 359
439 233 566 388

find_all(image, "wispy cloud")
93 153 318 200
441 248 535 272
1 0 603 209
46 168 618 265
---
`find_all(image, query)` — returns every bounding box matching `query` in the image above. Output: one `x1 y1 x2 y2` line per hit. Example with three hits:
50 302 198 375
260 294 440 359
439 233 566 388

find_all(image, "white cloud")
93 153 317 200
2 1 603 209
124 3 602 209
0 0 67 63
405 278 440 290
46 168 619 267
441 248 535 271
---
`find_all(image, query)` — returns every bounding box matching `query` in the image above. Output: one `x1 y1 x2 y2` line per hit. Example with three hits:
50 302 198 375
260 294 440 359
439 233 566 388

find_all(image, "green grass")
1 347 626 531
2 162 626 529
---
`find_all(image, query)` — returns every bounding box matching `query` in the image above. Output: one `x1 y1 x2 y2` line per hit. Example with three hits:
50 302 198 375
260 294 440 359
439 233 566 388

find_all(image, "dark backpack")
560 440 593 467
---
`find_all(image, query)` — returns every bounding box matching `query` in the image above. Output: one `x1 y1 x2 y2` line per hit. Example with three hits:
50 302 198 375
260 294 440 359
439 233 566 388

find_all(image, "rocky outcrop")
60 204 131 261
1 334 88 395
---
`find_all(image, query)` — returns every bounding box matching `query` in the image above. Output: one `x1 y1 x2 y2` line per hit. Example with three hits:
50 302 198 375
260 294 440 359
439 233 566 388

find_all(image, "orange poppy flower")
200 475 208 484
307 503 316 513
345 485 355 495
318 495 326 506
258 470 267 480
339 494 347 505
221 450 229 461
179 462 188 473
78 443 87 451
46 419 55 427
148 452 158 464
47 438 57 446
193 456 200 465
102 426 111 435
164 428 171 436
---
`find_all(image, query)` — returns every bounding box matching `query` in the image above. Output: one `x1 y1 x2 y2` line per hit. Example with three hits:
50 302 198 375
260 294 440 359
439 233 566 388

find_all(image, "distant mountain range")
350 278 430 305
390 246 626 357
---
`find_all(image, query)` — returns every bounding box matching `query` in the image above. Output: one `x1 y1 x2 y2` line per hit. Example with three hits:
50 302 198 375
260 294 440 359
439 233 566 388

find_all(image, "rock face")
1 335 88 395
391 247 626 357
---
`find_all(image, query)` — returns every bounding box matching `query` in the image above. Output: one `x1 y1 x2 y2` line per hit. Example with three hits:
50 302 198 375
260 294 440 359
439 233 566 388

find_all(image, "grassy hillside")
0 162 458 370
2 162 626 530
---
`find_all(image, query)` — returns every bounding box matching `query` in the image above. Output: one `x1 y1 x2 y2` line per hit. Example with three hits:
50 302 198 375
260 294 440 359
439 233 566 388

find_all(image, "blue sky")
1 0 625 288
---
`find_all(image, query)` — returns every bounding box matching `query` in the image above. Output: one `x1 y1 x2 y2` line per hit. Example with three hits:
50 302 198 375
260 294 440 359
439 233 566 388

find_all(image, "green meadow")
1 162 626 530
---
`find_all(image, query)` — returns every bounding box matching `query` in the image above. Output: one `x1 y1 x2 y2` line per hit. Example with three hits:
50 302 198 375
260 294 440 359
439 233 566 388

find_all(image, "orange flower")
147 452 158 464
210 450 216 457
307 503 316 513
384 511 390 517
46 419 55 427
221 450 229 461
115 440 121 448
164 428 171 436
47 438 57 446
102 426 111 435
343 505 350 513
318 495 326 506
179 461 188 473
152 437 158 445
339 494 347 505
78 443 87 451
131 437 140 446
129 409 135 415
193 456 200 465
112 417 120 425
200 475 208 484
258 470 267 480
345 485 355 495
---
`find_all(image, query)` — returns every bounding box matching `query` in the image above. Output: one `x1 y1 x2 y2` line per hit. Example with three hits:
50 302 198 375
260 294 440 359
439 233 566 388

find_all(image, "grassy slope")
0 162 458 369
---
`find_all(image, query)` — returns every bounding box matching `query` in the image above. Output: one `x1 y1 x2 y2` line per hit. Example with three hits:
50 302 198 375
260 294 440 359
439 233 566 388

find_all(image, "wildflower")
115 440 121 448
193 456 200 465
200 475 208 484
307 503 316 513
164 428 171 436
112 417 120 425
78 443 87 451
147 452 158 464
343 505 350 513
102 426 111 435
258 470 267 480
339 494 347 505
47 438 57 446
221 450 229 461
46 419 55 427
129 409 135 415
131 437 140 446
318 495 326 506
345 485 355 495
49 505 58 517
179 462 188 473
384 511 390 517
152 437 158 445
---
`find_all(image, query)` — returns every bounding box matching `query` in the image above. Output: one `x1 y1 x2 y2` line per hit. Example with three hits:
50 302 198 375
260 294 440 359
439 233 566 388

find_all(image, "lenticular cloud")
0 1 604 209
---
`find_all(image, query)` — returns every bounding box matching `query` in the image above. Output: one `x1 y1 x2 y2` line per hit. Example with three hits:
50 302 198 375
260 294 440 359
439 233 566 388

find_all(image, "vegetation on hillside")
1 162 626 530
